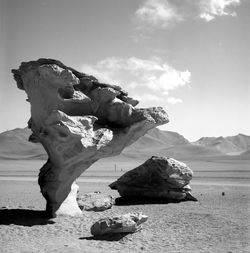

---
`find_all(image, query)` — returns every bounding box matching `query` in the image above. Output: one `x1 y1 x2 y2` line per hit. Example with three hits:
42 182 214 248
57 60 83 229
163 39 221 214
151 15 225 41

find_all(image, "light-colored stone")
90 213 148 235
110 156 195 200
56 181 82 216
77 192 115 211
12 59 169 217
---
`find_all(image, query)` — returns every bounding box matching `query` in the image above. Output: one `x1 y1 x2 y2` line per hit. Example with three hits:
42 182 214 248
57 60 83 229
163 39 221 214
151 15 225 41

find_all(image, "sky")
0 0 249 141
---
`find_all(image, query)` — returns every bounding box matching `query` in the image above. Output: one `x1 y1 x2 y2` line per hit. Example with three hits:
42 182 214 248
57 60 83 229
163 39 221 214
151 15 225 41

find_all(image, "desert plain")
0 156 249 253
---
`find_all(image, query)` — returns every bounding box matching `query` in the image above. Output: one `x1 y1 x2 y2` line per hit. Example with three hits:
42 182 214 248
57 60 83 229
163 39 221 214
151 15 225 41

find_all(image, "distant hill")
126 128 189 150
0 128 46 160
226 134 250 150
239 149 250 157
0 127 249 160
193 134 250 155
122 128 223 160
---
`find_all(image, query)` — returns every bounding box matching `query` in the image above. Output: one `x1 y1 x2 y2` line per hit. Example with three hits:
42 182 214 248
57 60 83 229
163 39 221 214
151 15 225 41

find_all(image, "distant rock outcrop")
12 58 169 217
110 156 195 201
90 213 148 235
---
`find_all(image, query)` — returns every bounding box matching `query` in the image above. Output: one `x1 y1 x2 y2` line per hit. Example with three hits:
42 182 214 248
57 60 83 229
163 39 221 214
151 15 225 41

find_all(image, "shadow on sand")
79 233 130 242
0 208 55 226
114 195 198 206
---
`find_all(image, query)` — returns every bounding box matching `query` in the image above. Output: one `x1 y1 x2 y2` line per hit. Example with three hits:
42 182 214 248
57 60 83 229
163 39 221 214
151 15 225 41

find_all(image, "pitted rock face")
12 58 169 217
90 212 148 235
109 156 195 201
77 192 115 212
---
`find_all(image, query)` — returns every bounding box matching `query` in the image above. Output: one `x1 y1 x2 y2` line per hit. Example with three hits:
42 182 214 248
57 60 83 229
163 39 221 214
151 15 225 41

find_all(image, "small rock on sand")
90 212 148 236
77 192 115 211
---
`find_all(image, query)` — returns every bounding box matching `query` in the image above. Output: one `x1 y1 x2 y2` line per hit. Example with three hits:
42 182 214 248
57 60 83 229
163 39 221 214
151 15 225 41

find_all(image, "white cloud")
132 0 242 40
167 97 183 104
81 57 191 94
199 12 215 22
81 56 190 107
199 0 240 22
134 0 182 29
134 93 162 102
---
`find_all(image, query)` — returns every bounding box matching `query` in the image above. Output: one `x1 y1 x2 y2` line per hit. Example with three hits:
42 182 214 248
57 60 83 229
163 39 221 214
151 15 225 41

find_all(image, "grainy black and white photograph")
0 0 249 252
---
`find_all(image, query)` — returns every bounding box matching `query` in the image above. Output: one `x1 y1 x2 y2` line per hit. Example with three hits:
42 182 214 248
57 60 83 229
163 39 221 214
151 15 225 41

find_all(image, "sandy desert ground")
0 158 249 253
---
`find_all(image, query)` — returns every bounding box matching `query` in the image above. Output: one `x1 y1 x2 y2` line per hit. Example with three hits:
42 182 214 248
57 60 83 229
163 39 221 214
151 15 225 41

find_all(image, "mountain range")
0 127 249 160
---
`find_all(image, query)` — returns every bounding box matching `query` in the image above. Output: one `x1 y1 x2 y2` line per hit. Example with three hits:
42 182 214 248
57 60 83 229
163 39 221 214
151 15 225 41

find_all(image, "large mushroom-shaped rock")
90 212 148 236
110 156 195 200
77 192 115 211
12 59 169 217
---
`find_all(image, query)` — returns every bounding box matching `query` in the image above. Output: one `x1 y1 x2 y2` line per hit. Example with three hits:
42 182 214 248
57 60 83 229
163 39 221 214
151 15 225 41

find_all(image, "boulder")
77 192 115 211
110 156 195 200
12 59 169 217
90 213 148 235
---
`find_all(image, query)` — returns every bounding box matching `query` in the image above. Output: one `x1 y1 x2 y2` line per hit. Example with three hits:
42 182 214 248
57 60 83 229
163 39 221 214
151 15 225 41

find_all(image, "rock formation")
110 156 196 201
90 213 148 235
12 59 169 217
77 192 115 211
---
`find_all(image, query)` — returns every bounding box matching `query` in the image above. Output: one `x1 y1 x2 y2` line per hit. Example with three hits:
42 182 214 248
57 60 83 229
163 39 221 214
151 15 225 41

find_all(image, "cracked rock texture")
12 58 169 217
110 156 195 200
77 192 115 212
90 213 148 235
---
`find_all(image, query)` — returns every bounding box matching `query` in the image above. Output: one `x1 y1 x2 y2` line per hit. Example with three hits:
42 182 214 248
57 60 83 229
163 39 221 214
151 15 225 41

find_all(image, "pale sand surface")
0 179 250 253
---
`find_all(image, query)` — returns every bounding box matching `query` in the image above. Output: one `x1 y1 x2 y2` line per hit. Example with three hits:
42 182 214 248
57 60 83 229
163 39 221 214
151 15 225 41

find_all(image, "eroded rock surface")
12 59 169 217
77 192 115 211
110 156 195 200
90 213 148 235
